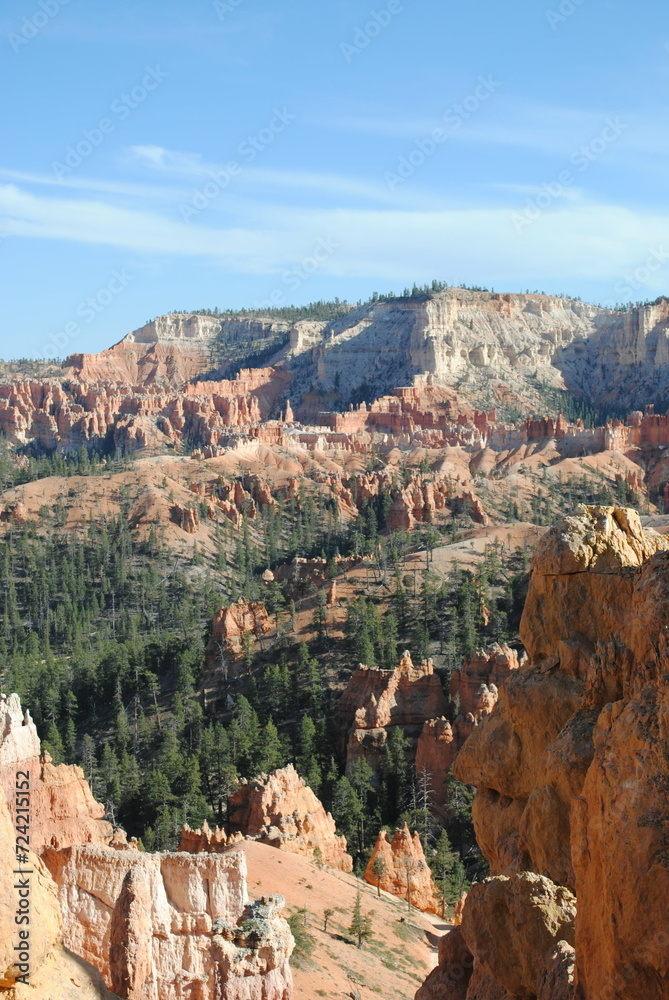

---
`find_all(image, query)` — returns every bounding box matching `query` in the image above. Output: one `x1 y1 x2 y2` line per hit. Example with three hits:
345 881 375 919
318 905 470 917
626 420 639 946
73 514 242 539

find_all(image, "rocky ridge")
4 290 669 461
225 764 353 872
63 291 669 414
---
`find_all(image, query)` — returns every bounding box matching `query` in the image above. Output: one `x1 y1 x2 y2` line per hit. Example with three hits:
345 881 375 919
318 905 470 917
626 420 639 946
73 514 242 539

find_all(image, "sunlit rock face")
416 507 669 999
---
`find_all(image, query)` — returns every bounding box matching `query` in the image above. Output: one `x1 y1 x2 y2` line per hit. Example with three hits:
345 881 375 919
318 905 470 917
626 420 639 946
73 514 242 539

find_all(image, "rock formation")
414 717 474 822
43 841 293 1000
5 292 669 460
338 653 449 774
0 781 118 999
415 925 474 1000
0 692 112 853
225 764 353 872
0 694 294 1000
450 643 524 721
419 506 669 998
178 819 241 854
364 824 440 914
207 598 273 660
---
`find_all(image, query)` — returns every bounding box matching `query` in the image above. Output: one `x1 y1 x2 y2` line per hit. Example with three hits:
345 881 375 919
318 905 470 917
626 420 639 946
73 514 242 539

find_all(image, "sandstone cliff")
207 597 273 661
449 643 524 721
0 777 119 999
338 652 449 774
419 506 669 998
0 694 294 1000
225 765 353 872
58 293 669 416
43 841 293 1000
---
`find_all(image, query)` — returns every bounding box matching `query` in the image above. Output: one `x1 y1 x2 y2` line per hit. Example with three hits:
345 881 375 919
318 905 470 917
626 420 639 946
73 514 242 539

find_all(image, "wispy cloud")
0 167 184 201
2 181 669 301
126 145 402 203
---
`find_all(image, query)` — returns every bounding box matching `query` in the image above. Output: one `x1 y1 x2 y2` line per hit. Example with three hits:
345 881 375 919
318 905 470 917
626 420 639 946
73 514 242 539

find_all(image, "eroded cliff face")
338 652 449 773
449 643 524 721
288 290 669 412
43 842 293 1000
0 693 112 853
419 506 669 999
65 314 292 387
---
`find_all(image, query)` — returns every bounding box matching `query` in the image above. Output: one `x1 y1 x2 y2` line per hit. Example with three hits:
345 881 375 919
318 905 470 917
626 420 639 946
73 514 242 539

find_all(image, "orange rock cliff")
417 505 669 1000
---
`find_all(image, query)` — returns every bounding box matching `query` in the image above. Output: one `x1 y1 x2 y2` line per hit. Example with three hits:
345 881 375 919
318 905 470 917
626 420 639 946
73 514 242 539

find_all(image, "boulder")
461 873 576 999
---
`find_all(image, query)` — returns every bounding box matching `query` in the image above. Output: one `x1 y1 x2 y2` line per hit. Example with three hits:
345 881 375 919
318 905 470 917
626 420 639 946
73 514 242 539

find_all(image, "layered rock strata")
43 842 293 1000
0 693 294 1000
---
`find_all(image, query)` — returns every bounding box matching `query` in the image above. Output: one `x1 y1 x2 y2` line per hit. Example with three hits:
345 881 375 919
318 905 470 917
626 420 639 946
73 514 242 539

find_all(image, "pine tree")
258 719 285 773
370 855 387 897
349 888 373 949
432 829 467 917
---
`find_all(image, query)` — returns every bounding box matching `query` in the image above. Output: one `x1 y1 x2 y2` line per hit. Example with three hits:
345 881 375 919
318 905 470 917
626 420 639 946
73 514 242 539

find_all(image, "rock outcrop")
460 873 576 999
450 644 524 721
225 765 353 872
43 841 293 1000
0 693 112 853
338 653 449 774
0 693 293 1000
364 824 440 914
419 506 669 998
207 598 273 660
414 717 474 822
415 925 474 1000
0 779 117 999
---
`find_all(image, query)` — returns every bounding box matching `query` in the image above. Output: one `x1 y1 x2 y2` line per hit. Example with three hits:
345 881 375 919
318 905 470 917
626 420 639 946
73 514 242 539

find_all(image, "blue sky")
2 0 669 360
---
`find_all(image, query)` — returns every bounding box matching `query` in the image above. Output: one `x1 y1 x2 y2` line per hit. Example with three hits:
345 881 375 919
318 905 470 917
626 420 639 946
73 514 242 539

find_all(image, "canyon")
63 291 669 415
1 291 669 467
3 291 669 1000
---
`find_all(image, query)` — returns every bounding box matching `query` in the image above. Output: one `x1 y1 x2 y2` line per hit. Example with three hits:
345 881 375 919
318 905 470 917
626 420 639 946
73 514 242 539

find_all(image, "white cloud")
2 181 669 302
